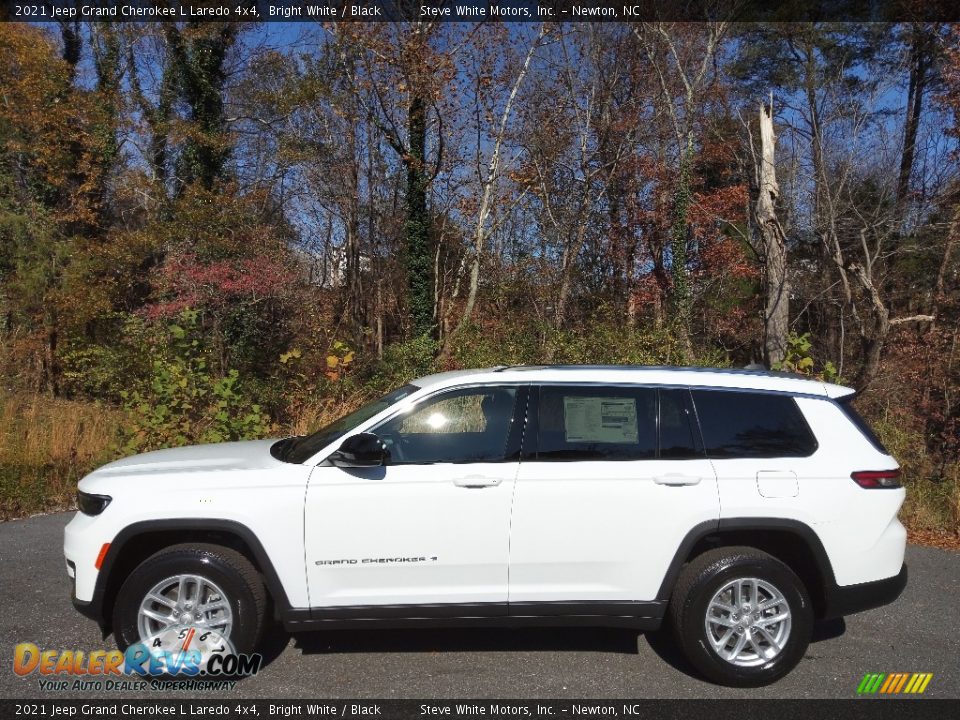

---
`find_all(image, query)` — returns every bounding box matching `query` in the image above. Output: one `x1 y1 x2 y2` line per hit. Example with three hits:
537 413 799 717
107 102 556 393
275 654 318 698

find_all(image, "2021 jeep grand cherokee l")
65 365 907 686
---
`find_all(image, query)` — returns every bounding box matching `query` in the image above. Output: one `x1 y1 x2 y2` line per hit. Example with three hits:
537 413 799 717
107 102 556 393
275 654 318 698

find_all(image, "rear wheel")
112 543 266 656
669 546 812 687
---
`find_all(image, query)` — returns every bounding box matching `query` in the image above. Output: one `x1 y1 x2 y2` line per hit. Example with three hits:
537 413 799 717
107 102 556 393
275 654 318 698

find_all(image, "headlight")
77 491 112 516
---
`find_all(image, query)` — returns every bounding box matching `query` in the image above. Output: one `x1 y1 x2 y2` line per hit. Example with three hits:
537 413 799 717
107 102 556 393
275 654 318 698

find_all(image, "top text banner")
3 0 959 22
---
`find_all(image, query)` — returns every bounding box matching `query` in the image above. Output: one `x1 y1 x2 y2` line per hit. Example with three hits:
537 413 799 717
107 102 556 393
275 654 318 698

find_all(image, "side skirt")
281 601 665 632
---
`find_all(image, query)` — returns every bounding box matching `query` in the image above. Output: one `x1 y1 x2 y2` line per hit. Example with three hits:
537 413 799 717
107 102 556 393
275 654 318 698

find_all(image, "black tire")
112 543 266 655
668 546 813 687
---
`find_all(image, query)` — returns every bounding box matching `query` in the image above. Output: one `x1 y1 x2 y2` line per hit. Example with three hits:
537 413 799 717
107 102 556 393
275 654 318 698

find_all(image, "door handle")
654 473 702 486
452 475 502 488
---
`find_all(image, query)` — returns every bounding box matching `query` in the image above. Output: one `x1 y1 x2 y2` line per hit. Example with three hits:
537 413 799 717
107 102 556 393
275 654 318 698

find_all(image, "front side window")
691 390 817 458
373 386 519 465
535 386 657 461
275 384 420 463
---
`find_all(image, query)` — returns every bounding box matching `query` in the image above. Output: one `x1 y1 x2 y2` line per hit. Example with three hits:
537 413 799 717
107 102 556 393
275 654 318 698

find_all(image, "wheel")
112 543 266 656
668 546 812 687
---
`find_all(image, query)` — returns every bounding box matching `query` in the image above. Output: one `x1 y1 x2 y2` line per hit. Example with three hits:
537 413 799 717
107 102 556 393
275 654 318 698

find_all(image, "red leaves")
144 252 295 319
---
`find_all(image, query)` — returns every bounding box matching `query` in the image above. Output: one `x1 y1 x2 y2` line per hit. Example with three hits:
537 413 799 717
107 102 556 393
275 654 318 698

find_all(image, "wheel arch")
656 518 838 619
93 519 291 630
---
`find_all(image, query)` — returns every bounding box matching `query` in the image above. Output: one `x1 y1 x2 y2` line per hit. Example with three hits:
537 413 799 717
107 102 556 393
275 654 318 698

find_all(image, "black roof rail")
488 364 812 381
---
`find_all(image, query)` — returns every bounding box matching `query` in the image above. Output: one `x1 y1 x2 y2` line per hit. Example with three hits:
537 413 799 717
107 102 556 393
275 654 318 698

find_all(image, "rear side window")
838 397 890 454
536 386 657 460
691 390 817 459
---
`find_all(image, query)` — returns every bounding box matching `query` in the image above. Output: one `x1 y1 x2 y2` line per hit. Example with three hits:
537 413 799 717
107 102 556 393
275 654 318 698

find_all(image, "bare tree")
451 24 547 342
634 22 728 356
750 98 790 366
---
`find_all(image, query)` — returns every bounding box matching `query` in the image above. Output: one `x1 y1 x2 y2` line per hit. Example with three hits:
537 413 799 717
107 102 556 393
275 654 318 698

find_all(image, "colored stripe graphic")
858 673 932 695
857 673 885 694
892 673 909 693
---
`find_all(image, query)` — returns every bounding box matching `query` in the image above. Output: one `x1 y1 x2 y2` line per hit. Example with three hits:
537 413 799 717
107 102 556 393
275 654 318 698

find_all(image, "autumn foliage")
0 21 957 534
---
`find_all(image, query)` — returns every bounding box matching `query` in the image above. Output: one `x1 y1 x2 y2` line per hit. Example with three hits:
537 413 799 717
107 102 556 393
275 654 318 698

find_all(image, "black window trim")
835 393 890 455
657 387 706 460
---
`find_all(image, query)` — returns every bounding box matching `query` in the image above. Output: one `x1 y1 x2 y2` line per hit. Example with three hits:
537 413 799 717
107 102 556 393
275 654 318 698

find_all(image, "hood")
86 439 282 481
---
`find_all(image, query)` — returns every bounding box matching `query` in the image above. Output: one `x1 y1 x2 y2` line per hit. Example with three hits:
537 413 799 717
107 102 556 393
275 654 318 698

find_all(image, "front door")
304 385 526 610
509 385 720 604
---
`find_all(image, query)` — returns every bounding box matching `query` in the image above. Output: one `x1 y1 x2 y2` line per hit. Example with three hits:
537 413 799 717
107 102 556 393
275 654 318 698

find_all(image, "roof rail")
489 364 811 380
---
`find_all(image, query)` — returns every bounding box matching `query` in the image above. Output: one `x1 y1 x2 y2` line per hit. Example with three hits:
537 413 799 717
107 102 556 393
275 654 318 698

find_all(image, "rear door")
689 389 819 517
508 385 719 605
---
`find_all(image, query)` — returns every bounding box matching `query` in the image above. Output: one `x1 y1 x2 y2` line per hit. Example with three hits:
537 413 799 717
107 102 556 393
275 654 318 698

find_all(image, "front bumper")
71 585 104 624
64 511 111 628
822 563 908 619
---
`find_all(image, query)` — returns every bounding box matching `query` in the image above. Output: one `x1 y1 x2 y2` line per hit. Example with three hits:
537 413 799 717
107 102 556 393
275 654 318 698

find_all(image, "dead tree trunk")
753 100 790 367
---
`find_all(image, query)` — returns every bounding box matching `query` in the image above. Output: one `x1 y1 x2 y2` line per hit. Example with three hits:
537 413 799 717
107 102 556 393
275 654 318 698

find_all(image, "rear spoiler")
823 382 856 400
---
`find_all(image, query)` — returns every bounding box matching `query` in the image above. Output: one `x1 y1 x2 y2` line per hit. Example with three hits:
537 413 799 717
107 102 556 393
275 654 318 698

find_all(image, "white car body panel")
65 441 311 606
711 396 905 586
509 458 718 602
304 462 516 606
64 366 906 621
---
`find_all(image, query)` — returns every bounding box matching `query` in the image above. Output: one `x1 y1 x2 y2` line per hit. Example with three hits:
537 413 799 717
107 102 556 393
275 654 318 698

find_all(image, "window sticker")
563 396 638 444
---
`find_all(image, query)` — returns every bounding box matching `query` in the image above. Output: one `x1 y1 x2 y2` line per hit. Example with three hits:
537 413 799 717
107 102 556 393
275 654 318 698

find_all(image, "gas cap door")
756 470 799 498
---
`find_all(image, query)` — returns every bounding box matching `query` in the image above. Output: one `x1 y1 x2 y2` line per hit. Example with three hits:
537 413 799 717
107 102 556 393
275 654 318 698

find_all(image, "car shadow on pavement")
286 626 640 657
643 618 847 681
253 618 846 677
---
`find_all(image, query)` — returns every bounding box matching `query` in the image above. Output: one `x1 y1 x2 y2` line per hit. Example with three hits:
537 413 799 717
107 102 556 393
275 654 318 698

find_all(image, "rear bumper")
823 563 907 619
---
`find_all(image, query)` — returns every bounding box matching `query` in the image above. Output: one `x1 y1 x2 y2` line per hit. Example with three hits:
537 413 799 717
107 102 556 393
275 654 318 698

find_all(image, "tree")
451 24 547 341
634 22 729 356
750 99 790 366
165 22 240 191
336 12 454 338
0 24 111 393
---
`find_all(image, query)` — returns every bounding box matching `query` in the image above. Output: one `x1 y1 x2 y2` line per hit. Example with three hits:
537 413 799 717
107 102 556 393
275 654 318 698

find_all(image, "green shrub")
362 335 440 394
449 319 725 369
772 332 839 382
873 412 960 536
121 310 273 452
59 313 153 402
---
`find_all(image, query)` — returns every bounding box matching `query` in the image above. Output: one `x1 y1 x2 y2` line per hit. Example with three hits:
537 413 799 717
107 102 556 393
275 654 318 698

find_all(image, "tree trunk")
669 140 694 359
342 120 364 333
754 100 790 367
897 25 933 207
405 93 433 337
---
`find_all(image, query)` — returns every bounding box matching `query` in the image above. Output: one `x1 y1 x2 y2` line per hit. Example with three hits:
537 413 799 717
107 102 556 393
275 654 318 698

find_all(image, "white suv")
65 365 907 686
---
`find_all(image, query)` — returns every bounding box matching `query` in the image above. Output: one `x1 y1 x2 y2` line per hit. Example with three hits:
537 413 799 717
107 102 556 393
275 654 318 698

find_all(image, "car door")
303 385 526 611
509 385 719 605
688 389 819 517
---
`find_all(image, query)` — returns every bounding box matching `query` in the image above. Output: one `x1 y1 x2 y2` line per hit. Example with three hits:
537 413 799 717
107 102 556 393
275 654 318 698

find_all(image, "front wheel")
669 546 813 687
112 543 266 657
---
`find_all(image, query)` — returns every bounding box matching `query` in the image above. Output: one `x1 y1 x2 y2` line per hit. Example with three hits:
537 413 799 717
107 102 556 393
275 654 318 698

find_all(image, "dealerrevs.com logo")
857 673 934 695
14 627 262 691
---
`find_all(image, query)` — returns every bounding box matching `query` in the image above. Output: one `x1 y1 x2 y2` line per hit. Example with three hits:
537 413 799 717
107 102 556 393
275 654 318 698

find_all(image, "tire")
112 543 266 656
668 546 813 687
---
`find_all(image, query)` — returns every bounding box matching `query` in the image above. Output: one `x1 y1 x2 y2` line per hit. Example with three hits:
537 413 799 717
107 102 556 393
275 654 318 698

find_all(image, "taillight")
851 469 901 489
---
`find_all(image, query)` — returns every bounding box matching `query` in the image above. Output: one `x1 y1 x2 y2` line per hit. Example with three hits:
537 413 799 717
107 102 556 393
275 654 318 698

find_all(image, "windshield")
273 384 420 464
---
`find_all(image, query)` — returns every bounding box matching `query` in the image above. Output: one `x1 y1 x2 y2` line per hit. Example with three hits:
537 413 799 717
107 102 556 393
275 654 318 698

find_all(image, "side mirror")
329 432 388 468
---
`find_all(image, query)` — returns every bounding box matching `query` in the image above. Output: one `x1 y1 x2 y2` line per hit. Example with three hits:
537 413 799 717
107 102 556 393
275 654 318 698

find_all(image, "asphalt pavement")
1 512 957 699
